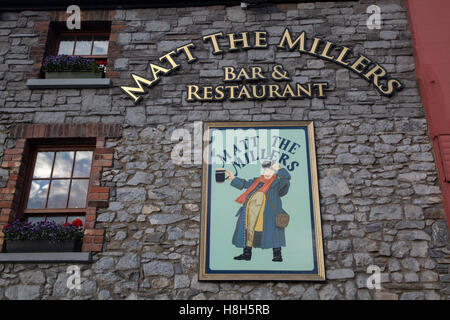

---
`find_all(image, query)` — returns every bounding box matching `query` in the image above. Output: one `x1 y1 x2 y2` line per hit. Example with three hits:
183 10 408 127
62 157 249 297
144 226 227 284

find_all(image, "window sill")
26 78 112 89
0 252 92 263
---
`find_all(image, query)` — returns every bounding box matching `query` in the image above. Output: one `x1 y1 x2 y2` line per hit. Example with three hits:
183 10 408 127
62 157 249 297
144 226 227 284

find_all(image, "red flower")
2 224 10 231
71 219 83 228
64 222 69 227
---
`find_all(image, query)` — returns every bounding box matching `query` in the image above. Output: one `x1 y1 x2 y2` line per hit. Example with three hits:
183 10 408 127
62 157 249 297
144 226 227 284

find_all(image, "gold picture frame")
199 121 325 281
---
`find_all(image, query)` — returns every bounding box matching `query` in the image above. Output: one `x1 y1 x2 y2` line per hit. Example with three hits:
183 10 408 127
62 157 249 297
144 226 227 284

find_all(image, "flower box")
45 71 103 79
42 55 106 80
5 239 82 253
2 219 84 254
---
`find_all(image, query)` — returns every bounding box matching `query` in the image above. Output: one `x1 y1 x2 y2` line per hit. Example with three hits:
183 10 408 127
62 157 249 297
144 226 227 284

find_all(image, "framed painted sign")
199 121 325 281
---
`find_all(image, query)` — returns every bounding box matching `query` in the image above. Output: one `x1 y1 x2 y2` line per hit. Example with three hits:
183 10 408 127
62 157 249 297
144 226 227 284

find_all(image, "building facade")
0 0 449 300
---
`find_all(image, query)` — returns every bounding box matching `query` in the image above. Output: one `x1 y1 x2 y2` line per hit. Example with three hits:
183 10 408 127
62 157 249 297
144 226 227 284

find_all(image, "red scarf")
235 175 277 204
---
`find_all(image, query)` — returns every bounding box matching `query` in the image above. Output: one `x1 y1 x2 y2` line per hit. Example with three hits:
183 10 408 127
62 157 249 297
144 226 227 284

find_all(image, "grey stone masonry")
0 0 449 300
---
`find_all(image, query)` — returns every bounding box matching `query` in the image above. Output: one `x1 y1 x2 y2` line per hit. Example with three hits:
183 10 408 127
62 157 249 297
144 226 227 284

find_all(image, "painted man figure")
225 161 290 262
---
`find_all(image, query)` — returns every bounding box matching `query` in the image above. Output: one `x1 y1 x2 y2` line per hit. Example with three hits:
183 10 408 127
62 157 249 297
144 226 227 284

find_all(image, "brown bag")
266 194 290 228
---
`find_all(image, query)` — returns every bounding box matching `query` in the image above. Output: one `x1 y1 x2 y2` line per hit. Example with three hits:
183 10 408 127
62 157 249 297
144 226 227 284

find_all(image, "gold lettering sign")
121 28 403 103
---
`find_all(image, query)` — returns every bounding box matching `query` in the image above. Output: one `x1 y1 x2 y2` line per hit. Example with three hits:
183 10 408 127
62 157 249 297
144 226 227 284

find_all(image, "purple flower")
42 55 100 73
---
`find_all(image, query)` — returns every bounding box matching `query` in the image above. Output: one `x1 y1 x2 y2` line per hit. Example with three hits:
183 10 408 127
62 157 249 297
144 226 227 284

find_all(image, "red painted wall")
407 0 450 226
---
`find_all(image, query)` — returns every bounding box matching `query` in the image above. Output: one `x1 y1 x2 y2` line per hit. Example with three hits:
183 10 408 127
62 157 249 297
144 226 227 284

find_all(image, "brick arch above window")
0 123 121 252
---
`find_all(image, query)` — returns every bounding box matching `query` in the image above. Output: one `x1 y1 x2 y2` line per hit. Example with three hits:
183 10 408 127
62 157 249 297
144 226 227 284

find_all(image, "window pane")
73 151 93 178
52 151 74 178
27 216 46 224
33 152 54 178
58 36 75 55
74 35 92 55
68 179 89 208
46 216 67 225
92 36 109 55
47 179 70 208
27 180 49 209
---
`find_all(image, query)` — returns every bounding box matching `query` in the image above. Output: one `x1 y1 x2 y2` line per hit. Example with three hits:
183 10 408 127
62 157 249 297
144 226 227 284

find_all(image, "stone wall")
0 0 449 300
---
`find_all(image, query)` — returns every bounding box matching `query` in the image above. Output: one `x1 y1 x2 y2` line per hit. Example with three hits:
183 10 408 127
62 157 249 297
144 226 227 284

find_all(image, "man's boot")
234 247 252 261
272 247 282 262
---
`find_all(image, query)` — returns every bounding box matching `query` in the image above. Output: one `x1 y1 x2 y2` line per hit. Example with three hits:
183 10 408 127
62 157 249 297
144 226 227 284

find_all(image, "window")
0 123 118 254
22 145 95 226
56 33 109 58
45 21 112 65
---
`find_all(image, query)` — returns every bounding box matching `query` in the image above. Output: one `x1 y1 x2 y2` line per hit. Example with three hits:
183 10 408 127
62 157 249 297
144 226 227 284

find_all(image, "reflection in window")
58 36 75 55
46 216 67 225
73 151 93 177
57 34 109 57
93 36 109 55
68 180 89 208
47 179 70 208
26 150 93 210
74 35 92 55
32 152 54 178
52 151 74 178
27 216 45 224
27 180 49 209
